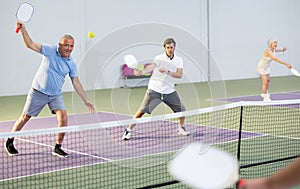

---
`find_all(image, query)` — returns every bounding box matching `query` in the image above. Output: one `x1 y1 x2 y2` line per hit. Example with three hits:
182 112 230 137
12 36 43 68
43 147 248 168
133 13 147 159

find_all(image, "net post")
235 105 243 188
237 105 243 161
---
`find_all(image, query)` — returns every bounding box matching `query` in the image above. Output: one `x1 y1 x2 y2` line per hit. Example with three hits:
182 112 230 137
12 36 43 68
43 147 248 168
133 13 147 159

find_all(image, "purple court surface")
218 91 300 102
0 110 260 181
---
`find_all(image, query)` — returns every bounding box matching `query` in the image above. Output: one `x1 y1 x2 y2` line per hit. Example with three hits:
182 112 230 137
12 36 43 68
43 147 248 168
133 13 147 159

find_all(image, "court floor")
0 76 299 122
0 76 299 188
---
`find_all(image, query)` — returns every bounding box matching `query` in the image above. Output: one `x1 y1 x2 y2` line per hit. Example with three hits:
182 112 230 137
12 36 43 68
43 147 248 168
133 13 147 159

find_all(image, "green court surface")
0 76 299 121
1 76 300 189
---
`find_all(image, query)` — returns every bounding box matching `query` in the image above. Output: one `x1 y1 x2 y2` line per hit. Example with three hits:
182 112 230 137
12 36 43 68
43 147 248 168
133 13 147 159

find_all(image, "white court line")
0 137 175 182
0 137 112 182
17 138 112 160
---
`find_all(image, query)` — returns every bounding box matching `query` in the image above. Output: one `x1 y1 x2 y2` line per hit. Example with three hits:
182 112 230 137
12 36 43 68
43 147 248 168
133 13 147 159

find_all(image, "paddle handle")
237 179 247 188
16 27 21 33
16 23 22 33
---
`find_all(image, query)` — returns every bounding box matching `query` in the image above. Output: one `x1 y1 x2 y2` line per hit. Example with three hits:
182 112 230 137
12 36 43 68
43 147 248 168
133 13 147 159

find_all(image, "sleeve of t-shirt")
153 55 161 66
177 57 184 69
40 44 56 56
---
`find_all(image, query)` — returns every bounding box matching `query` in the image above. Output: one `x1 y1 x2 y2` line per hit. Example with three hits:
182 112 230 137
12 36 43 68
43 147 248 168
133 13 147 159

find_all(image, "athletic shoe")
261 93 271 102
5 139 19 156
178 126 190 136
52 146 69 158
122 129 131 140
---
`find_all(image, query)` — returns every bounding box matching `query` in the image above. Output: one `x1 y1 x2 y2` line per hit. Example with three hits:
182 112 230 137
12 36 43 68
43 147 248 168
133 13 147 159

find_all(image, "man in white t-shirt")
122 38 189 140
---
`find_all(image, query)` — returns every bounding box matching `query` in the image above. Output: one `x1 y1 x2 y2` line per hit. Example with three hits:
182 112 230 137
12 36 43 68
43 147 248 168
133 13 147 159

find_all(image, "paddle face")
290 68 300 77
124 54 138 69
16 2 34 22
169 142 239 189
15 2 34 33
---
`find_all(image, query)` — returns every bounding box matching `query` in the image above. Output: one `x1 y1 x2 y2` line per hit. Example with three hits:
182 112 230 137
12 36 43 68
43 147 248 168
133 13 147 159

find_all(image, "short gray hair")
60 34 74 41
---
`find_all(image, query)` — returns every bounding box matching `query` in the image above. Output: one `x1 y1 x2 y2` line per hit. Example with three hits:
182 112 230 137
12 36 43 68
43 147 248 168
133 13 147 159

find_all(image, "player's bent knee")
19 114 31 123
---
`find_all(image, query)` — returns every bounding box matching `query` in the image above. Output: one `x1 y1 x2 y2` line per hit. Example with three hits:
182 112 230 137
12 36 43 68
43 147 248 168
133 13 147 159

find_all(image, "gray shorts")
139 89 186 114
23 88 66 116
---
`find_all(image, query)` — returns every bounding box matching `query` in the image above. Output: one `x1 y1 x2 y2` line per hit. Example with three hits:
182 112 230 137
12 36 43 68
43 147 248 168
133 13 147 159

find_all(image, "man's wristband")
167 70 171 75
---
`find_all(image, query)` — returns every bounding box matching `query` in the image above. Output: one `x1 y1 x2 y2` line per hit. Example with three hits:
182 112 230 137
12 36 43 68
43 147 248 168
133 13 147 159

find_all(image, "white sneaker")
177 126 190 136
261 94 271 102
263 97 272 102
122 129 131 140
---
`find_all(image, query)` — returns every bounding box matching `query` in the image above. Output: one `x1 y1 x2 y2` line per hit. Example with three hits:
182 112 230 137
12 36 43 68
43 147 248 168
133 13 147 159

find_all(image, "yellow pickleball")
88 32 95 38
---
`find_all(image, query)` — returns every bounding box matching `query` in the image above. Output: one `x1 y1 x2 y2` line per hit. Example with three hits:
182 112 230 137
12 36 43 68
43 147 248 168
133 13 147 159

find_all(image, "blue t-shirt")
32 44 77 95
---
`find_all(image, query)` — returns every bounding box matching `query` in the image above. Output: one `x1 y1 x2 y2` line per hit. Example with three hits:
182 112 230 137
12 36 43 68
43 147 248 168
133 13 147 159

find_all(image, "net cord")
1 99 299 139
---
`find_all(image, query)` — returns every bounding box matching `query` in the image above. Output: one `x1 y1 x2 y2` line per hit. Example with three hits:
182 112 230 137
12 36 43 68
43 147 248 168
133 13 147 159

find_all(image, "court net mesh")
0 99 299 188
